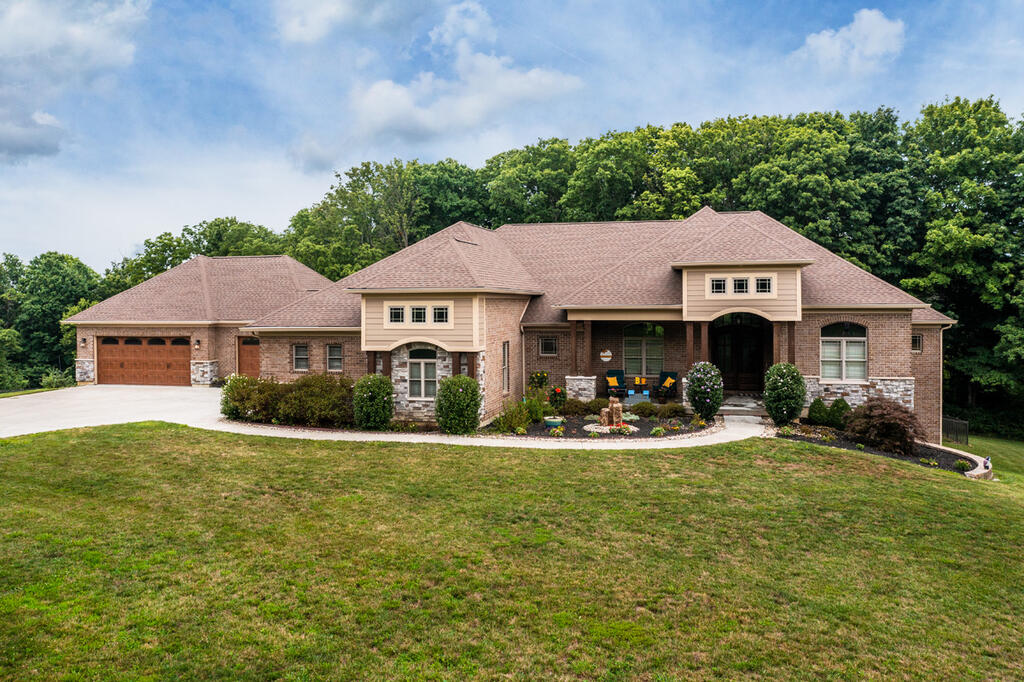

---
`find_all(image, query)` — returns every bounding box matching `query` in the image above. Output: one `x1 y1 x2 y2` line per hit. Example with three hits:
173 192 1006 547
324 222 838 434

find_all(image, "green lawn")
0 387 61 399
946 434 1024 486
2 424 1023 679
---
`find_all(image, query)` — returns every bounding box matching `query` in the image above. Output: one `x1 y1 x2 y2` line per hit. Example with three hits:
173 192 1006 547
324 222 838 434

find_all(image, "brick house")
67 208 955 442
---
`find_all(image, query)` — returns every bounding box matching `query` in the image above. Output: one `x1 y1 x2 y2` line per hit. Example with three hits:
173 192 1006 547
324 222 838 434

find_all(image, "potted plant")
544 415 564 428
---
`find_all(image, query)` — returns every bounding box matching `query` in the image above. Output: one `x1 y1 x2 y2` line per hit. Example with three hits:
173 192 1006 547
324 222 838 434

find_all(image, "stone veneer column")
75 358 95 384
566 375 597 401
190 360 219 385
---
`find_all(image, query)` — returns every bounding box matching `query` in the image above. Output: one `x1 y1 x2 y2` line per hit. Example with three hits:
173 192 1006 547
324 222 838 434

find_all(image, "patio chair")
656 370 679 399
605 369 627 400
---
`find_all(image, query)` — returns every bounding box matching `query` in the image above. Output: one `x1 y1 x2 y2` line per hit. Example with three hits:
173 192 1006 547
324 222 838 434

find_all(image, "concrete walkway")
0 384 769 449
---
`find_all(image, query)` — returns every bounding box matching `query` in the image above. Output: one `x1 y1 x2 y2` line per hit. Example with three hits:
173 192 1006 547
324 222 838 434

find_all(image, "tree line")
1 96 1021 425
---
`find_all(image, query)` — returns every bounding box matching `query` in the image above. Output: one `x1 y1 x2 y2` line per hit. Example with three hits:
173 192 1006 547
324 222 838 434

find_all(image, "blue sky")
1 0 1023 270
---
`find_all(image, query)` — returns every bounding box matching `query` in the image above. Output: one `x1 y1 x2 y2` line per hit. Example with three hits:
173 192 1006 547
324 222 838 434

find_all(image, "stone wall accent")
392 343 452 421
75 358 95 384
804 376 915 410
191 360 219 385
566 375 596 401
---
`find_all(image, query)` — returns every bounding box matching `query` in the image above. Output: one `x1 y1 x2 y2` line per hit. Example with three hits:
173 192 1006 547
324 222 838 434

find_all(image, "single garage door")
97 336 191 385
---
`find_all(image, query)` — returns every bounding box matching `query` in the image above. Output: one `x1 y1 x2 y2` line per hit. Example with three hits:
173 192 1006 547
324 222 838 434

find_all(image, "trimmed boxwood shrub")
559 397 589 417
657 402 689 420
764 363 806 426
277 374 354 428
827 397 852 429
493 400 530 433
353 373 394 430
631 401 658 418
548 385 567 410
586 397 609 414
221 375 291 423
435 375 482 434
844 396 923 456
807 397 829 426
686 361 723 420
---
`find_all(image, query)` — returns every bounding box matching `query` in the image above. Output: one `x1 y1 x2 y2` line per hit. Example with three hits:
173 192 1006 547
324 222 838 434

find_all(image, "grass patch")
947 435 1024 486
0 387 62 399
2 423 1023 678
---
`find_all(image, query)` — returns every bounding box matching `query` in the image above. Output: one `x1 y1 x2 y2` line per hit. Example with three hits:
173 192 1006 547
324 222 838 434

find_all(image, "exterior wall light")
194 339 201 349
80 337 87 347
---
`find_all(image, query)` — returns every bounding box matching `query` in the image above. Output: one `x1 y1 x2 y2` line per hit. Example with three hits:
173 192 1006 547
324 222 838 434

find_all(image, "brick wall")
258 334 364 382
483 297 529 421
911 325 943 443
794 312 912 377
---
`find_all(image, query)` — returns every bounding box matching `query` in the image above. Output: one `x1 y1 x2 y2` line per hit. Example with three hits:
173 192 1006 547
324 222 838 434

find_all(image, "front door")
237 337 261 377
710 314 770 391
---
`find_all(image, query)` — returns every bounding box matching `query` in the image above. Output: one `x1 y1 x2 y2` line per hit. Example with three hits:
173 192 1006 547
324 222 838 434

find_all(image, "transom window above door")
624 323 664 376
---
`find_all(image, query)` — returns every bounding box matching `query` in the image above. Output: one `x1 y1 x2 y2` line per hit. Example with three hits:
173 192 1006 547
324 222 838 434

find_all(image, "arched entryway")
710 313 772 391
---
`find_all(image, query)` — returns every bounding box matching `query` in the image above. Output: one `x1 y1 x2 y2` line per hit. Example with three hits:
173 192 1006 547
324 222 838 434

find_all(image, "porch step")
719 393 767 417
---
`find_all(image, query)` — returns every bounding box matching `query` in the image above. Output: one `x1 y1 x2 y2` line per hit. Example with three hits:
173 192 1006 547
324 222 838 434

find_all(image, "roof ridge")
197 256 215 320
446 225 485 288
732 212 799 255
283 253 302 292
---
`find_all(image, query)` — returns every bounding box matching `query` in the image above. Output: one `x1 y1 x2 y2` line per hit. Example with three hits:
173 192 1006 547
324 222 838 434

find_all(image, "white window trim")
755 277 773 294
432 306 449 324
326 344 343 372
408 357 437 401
388 306 405 324
383 300 455 329
624 335 665 376
539 336 558 357
709 278 727 295
292 344 309 372
704 272 778 299
819 336 868 383
911 334 923 353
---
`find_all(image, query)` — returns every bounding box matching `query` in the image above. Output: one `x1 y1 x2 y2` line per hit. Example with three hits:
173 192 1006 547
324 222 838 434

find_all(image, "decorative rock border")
923 441 993 480
582 422 639 435
508 416 727 443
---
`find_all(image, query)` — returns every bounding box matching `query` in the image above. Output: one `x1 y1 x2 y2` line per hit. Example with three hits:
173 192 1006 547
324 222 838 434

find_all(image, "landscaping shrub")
631 401 658 418
524 395 545 423
493 400 531 433
586 397 609 414
658 403 689 419
353 374 394 430
763 363 806 426
686 361 723 420
528 371 549 389
844 397 923 457
276 374 354 428
220 375 291 423
39 367 75 388
559 398 589 417
435 375 481 434
548 386 567 410
650 426 666 437
807 397 829 426
954 459 973 472
827 397 852 429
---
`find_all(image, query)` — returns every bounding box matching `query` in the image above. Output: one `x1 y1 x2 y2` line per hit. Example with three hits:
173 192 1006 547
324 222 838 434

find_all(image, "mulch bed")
777 423 973 473
520 416 707 439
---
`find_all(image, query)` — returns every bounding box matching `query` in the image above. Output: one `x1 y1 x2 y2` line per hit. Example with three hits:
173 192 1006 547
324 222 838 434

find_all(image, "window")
171 338 190 346
732 278 749 295
755 277 772 294
820 323 867 381
709 278 727 295
502 341 510 392
293 344 309 371
409 348 437 399
539 337 558 356
327 345 343 371
101 338 119 345
623 323 664 375
911 334 923 352
411 306 427 323
241 337 259 346
124 337 142 345
147 338 166 345
389 306 405 324
432 306 449 324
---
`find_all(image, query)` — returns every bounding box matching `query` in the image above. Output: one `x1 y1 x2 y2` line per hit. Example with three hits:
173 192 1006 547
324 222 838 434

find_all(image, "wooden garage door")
237 337 260 378
97 337 191 385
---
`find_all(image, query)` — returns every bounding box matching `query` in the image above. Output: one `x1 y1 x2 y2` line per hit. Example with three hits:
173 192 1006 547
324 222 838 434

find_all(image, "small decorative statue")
985 456 991 470
600 396 624 426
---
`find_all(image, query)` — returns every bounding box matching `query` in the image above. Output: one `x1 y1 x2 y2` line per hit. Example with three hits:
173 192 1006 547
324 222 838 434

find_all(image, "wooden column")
788 321 797 364
366 351 376 374
700 322 710 363
583 320 592 375
467 352 476 380
772 323 780 364
451 351 461 376
381 350 391 377
686 322 695 368
571 321 578 375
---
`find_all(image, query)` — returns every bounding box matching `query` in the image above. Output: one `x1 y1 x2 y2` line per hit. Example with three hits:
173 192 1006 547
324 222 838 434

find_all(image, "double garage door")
97 337 191 386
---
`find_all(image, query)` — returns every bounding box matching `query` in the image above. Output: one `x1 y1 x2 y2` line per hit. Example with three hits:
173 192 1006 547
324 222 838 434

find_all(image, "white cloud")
793 8 905 76
274 0 437 43
348 3 582 143
429 1 496 47
0 0 148 161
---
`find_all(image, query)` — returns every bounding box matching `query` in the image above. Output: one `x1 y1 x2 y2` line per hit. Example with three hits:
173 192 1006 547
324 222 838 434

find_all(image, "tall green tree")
0 253 25 329
481 138 574 224
559 127 658 221
0 327 27 392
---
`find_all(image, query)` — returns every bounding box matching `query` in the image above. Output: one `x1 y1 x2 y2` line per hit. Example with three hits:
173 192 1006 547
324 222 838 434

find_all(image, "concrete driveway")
0 385 223 438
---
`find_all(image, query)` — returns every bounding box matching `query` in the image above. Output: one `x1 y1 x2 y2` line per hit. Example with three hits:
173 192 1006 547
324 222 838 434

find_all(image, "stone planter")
544 416 565 428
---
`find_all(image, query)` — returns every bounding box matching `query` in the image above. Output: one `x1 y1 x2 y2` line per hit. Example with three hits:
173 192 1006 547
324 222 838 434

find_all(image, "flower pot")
544 416 564 428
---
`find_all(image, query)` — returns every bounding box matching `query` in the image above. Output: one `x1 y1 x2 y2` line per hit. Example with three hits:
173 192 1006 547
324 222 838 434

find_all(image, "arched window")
820 323 867 381
409 348 437 399
623 323 664 375
147 338 166 345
